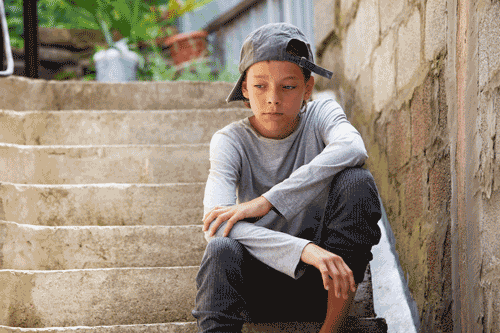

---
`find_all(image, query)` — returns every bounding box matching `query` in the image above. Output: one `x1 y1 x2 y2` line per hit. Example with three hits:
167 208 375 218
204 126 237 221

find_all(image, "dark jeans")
192 167 382 333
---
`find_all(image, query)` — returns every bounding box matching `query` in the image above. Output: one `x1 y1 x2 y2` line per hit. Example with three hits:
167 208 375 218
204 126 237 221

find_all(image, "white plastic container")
94 39 139 82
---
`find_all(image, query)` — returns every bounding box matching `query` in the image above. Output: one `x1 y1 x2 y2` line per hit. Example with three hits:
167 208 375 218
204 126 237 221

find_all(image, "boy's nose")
267 89 281 105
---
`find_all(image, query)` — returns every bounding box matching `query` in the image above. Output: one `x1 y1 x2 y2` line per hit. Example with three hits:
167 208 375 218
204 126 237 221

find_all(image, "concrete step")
0 267 198 327
0 143 209 184
0 323 197 332
0 318 388 332
0 182 204 226
0 221 205 270
0 324 190 333
0 109 252 146
0 76 245 111
0 266 378 329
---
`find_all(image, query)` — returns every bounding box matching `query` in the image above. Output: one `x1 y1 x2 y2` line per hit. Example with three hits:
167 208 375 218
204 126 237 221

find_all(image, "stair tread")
0 76 245 111
0 318 387 332
0 144 210 184
0 266 376 326
0 182 205 227
1 267 199 327
0 220 205 270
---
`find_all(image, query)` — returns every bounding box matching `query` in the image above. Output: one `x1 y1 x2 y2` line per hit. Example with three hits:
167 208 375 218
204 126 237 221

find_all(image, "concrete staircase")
0 76 387 332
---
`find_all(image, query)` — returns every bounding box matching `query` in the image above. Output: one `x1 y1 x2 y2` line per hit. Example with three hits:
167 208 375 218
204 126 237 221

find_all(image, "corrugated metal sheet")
178 0 315 76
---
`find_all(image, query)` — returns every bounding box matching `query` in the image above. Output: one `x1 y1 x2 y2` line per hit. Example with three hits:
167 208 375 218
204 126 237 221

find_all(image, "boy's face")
241 60 314 139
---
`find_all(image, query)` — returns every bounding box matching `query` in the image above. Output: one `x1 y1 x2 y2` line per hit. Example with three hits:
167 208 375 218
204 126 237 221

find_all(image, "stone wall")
314 0 500 331
474 1 500 331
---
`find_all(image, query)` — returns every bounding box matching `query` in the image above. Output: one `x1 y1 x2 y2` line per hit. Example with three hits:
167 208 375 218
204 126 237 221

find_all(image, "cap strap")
283 53 333 79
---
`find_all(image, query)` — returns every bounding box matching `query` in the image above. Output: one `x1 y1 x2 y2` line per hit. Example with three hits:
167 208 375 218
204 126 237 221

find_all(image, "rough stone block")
0 109 251 146
373 30 396 112
379 0 405 34
0 144 210 184
315 0 337 47
410 75 432 155
317 44 343 91
86 82 158 111
387 106 411 172
0 221 206 270
425 0 447 61
429 154 451 214
397 9 421 89
343 0 380 82
0 267 198 327
0 77 56 111
0 323 198 332
0 112 24 144
0 183 205 227
480 190 500 327
404 159 425 227
479 1 500 87
340 0 357 22
356 60 374 115
0 76 240 111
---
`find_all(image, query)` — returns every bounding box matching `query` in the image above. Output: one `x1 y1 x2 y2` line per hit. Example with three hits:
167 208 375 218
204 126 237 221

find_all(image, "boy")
192 23 382 333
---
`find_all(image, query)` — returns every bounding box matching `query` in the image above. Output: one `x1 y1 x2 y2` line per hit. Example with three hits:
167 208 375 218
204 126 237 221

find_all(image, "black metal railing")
23 0 38 78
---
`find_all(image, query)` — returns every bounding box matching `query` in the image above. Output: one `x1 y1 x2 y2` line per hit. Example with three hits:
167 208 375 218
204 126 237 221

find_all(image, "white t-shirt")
204 98 368 278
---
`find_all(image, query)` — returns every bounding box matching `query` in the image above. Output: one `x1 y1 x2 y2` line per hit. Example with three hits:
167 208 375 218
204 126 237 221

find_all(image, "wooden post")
24 0 39 78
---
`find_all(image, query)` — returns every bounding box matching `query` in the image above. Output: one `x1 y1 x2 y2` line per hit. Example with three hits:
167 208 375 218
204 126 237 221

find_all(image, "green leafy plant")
64 0 163 47
4 0 24 49
5 0 96 50
63 0 214 48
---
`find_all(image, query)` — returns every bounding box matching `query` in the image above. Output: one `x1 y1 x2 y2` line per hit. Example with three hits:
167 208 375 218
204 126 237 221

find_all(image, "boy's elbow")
353 136 368 163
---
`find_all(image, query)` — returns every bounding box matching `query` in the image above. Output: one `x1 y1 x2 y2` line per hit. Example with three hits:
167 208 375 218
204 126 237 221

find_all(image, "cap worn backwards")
226 22 333 103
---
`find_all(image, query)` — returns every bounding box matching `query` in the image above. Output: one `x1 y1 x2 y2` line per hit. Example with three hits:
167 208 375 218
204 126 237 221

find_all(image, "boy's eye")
284 86 297 90
254 85 264 88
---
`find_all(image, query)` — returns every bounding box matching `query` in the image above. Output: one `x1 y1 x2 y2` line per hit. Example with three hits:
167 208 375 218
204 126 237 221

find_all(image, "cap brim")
226 73 246 103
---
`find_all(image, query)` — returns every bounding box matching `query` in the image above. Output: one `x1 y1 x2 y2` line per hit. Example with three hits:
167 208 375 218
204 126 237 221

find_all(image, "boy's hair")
243 40 311 108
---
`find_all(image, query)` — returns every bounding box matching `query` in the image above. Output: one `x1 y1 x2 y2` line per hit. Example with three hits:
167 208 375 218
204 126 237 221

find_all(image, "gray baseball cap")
226 22 333 103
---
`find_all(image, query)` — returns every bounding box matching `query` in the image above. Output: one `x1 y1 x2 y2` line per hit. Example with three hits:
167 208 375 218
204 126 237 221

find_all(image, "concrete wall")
314 0 500 331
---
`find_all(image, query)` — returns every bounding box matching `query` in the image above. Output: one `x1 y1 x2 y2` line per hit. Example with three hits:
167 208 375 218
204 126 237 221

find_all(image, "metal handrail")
0 0 14 76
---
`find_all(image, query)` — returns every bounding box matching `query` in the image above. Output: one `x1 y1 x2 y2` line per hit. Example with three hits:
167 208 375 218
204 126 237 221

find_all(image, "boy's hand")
203 197 273 237
300 243 356 299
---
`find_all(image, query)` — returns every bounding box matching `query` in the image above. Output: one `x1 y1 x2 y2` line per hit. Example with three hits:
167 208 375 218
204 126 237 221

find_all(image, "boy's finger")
330 261 348 299
203 207 228 231
202 212 215 231
209 214 227 237
321 270 330 291
222 221 233 237
329 266 342 299
345 264 356 292
222 214 240 237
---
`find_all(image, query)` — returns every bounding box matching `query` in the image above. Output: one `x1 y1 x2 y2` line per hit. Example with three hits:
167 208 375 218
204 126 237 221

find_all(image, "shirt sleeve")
203 130 312 279
262 100 368 221
203 132 240 216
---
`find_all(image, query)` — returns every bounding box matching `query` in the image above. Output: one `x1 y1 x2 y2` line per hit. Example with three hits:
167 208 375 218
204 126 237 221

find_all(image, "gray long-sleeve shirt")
203 98 368 279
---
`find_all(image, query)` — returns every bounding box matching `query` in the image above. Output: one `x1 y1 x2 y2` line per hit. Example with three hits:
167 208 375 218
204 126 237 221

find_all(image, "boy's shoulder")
305 98 344 121
216 117 248 135
211 117 251 144
307 98 342 113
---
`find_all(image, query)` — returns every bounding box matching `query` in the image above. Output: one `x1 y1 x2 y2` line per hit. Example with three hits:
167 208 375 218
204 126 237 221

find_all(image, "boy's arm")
204 132 312 279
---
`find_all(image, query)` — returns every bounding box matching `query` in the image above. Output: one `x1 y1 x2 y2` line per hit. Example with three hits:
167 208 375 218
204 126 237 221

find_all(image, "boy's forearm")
205 220 311 279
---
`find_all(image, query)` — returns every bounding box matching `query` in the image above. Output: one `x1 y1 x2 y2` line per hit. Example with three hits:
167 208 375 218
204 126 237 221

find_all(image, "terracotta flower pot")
162 30 208 66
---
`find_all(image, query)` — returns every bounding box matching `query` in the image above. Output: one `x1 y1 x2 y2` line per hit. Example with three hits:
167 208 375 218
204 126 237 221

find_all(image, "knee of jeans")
332 167 378 200
205 237 245 265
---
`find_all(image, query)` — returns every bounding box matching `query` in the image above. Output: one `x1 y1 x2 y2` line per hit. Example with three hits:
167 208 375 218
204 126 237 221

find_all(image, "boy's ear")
305 75 315 100
241 77 249 99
